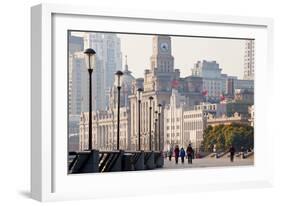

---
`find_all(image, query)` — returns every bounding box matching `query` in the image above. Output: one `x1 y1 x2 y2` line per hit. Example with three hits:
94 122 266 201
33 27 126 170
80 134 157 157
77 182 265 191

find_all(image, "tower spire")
124 54 129 72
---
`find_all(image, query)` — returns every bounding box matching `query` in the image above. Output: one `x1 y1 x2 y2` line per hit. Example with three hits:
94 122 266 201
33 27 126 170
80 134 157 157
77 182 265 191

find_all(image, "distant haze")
72 32 246 79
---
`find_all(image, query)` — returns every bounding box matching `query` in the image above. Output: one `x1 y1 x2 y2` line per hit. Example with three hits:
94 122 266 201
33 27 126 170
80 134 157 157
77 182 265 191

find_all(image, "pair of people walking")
173 144 194 164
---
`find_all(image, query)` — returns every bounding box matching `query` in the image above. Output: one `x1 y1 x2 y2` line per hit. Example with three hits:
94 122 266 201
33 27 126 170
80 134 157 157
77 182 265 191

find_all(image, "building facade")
69 35 84 55
244 40 255 80
79 107 131 151
248 105 254 127
68 52 89 115
163 90 231 152
182 109 207 153
191 60 224 101
194 102 226 117
69 32 123 121
83 33 122 110
234 88 254 104
79 61 135 151
163 90 188 150
68 115 81 151
129 36 204 151
164 105 208 153
207 112 250 127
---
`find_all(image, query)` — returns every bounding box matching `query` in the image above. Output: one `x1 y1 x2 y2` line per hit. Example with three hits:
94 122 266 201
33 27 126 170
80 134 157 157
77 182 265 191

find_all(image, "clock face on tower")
160 42 169 52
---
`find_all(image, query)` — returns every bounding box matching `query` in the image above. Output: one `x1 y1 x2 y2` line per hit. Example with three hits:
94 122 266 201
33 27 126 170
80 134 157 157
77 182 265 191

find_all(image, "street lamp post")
154 111 158 151
137 88 143 151
149 96 153 151
115 70 123 150
158 104 162 151
84 48 96 151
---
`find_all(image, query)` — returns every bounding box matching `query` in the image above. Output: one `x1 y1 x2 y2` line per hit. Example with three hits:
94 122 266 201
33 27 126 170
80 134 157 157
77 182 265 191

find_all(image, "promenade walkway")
162 156 254 169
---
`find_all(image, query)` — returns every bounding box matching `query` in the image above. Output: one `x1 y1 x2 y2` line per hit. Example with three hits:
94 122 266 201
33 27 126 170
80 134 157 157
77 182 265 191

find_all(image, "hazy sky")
72 32 246 79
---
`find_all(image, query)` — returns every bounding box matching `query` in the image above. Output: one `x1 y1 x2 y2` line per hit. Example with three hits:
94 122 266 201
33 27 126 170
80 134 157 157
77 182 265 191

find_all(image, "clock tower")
150 36 174 73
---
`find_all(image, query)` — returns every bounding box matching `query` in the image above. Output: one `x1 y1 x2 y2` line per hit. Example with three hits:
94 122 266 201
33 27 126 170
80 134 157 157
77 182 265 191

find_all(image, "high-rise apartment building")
243 40 255 80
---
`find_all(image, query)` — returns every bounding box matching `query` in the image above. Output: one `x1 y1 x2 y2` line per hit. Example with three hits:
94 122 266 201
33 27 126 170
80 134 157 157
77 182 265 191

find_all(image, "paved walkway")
162 156 254 169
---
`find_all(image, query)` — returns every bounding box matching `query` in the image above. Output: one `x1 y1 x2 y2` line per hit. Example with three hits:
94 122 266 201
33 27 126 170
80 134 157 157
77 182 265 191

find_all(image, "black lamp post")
154 111 158 151
137 88 143 151
149 96 153 151
115 70 123 150
158 104 162 151
84 48 96 151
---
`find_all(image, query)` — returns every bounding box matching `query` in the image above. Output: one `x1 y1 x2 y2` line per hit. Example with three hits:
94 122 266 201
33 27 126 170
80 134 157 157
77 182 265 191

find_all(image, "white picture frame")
31 3 274 202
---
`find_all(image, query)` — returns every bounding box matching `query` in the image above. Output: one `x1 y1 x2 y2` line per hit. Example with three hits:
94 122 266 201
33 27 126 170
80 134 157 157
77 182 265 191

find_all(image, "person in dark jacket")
168 147 173 161
174 145 180 164
229 145 236 162
180 147 186 164
186 144 194 164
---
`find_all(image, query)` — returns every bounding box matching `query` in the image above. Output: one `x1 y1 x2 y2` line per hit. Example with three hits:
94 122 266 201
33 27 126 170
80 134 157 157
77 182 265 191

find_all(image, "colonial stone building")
80 35 206 152
182 109 207 153
79 60 134 151
79 107 131 151
164 90 225 152
163 89 189 150
129 36 204 151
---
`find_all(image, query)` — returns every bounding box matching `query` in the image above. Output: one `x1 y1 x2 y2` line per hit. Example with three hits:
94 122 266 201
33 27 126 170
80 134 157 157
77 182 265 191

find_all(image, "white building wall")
163 90 208 151
183 110 206 152
164 105 183 150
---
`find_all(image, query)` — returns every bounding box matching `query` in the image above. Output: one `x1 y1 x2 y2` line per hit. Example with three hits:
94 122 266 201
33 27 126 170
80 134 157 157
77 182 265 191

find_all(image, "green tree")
202 123 254 152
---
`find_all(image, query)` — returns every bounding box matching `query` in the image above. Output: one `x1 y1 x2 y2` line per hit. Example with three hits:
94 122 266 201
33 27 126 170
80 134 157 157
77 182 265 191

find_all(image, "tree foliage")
202 123 254 152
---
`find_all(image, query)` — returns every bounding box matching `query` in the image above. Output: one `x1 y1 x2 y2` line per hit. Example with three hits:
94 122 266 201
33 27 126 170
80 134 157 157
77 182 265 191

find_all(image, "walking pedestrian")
168 147 173 161
229 145 236 162
186 144 194 164
174 145 179 164
180 147 186 164
240 146 245 159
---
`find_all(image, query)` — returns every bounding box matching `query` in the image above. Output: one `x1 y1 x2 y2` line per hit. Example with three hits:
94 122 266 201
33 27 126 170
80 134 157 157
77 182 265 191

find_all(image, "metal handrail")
99 153 112 172
105 152 121 172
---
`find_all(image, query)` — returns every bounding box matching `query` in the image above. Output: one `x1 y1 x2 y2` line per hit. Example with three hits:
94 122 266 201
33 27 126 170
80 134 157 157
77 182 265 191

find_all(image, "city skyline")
73 33 254 150
68 33 254 173
71 31 247 79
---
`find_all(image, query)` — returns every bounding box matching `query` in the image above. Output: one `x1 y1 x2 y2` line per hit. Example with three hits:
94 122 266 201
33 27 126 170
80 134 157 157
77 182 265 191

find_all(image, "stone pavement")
161 156 254 169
